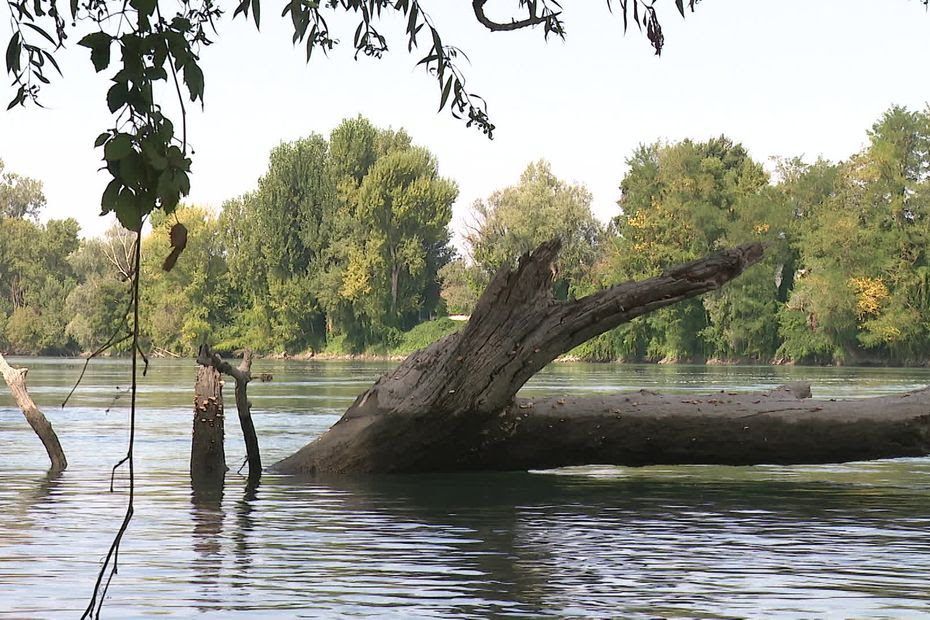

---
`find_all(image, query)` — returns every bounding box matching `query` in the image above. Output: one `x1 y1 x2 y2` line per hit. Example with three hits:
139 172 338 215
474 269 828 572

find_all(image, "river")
2 358 930 618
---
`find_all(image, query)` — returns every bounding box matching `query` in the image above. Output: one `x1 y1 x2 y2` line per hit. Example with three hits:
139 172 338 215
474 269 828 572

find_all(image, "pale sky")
2 1 929 241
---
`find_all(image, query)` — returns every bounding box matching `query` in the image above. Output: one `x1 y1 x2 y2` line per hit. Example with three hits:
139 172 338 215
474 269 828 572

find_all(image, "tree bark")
468 383 930 469
191 364 226 484
0 353 67 471
273 240 778 475
197 345 270 482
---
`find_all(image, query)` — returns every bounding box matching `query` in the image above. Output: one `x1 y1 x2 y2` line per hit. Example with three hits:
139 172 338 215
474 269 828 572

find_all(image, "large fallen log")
271 240 930 475
0 352 67 471
273 240 776 475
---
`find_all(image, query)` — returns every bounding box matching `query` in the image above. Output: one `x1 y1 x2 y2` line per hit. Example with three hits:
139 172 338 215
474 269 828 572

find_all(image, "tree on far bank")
466 160 601 300
220 116 456 353
780 105 930 364
0 159 46 220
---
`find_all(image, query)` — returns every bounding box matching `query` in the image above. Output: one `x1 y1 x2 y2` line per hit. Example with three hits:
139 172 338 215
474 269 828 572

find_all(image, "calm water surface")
2 359 930 618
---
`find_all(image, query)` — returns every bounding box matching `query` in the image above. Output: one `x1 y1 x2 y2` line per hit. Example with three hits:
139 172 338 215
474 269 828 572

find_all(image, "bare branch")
472 0 560 33
0 353 67 471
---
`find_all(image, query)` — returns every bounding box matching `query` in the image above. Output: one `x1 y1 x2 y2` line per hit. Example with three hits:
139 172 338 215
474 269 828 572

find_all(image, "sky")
2 0 929 243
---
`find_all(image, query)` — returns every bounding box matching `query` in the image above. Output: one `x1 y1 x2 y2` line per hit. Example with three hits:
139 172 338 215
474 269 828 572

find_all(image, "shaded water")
2 358 930 618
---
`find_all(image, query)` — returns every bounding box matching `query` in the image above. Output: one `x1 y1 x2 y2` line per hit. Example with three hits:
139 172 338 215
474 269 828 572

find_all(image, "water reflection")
288 471 930 617
190 473 225 611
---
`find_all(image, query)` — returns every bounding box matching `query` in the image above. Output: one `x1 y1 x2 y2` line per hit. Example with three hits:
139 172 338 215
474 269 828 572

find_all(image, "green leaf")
77 31 112 72
6 33 22 74
106 82 128 112
94 132 110 148
104 133 133 161
120 151 145 186
142 139 168 171
233 0 250 21
22 23 57 47
251 0 261 29
675 0 685 17
130 0 156 18
156 169 179 209
6 86 25 110
182 62 204 102
101 178 121 214
166 145 184 166
177 170 191 196
439 76 453 112
115 188 142 231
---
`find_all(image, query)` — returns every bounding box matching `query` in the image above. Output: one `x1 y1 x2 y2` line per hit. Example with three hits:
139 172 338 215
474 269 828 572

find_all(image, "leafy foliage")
7 108 930 365
0 159 46 218
465 160 602 301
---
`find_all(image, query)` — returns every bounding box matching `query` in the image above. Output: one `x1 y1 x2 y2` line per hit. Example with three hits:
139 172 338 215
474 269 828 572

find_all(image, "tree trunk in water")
191 364 226 484
197 345 270 483
468 384 930 469
273 240 803 475
0 352 67 471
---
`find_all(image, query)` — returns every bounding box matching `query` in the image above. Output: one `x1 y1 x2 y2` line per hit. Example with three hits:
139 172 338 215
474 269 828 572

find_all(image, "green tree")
0 159 46 219
222 135 333 353
466 160 601 300
780 106 930 364
64 225 137 353
438 258 480 316
0 215 80 353
142 205 236 355
220 117 456 353
594 137 771 362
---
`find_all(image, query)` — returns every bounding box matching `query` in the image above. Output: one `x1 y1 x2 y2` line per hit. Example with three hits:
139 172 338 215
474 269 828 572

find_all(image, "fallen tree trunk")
0 352 67 471
271 240 930 475
273 240 777 475
469 384 930 469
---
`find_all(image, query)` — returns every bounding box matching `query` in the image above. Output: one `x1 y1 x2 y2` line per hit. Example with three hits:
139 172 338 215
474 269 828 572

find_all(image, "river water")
2 358 930 618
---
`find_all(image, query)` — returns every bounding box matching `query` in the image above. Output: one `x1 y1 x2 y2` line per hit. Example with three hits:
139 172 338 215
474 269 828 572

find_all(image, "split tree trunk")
191 364 226 484
0 353 67 471
271 240 930 475
275 240 778 475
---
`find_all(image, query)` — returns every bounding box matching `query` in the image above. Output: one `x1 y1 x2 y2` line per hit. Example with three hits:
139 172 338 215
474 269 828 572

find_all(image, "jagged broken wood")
196 345 271 481
0 352 67 471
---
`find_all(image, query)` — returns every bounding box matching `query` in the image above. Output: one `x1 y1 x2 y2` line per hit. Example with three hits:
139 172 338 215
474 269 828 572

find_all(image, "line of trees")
3 107 930 365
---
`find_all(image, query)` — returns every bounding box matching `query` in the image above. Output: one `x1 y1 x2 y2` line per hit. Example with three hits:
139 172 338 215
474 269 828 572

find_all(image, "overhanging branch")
472 0 560 32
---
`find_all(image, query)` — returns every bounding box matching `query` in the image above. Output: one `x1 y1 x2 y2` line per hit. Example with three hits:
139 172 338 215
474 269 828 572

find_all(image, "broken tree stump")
191 363 227 484
197 345 271 482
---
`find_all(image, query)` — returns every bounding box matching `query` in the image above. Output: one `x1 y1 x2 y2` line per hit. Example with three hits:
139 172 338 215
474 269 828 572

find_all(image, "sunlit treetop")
4 0 703 231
